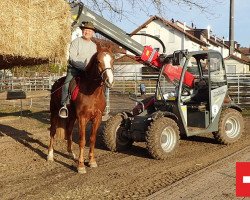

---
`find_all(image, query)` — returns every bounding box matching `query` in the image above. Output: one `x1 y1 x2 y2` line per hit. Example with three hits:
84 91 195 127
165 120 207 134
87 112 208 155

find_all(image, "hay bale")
0 0 71 68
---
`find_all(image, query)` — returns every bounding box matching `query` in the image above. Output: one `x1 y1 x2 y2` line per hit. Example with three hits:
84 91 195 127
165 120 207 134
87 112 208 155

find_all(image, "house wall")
220 47 229 58
114 64 143 80
131 20 202 55
185 38 201 51
224 58 249 74
208 43 221 53
128 18 248 75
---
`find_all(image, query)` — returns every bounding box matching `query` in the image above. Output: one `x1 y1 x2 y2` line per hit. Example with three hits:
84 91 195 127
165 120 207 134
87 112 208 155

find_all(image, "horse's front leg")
77 117 87 174
66 117 76 160
88 115 102 168
47 135 55 161
66 107 76 160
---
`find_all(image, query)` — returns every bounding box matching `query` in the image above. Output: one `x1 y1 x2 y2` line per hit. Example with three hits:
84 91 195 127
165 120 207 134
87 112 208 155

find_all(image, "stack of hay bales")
0 0 72 69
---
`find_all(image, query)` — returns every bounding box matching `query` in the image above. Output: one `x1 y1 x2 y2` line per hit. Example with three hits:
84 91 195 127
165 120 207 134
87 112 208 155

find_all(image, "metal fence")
0 73 250 107
0 75 59 91
227 74 250 106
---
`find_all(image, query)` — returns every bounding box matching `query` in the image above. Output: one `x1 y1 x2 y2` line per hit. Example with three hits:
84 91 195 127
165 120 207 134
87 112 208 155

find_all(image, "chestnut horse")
47 46 114 173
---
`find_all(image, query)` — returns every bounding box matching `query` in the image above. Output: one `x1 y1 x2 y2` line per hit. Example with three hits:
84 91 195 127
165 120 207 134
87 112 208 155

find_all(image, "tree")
78 0 221 20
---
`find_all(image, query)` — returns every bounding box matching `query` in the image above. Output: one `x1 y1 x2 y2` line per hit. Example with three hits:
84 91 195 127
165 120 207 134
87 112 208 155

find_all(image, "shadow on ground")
182 135 219 144
0 124 75 171
0 110 50 125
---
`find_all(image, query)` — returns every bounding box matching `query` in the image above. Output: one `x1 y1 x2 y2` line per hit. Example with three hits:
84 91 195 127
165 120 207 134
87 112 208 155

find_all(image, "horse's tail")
55 118 66 140
50 77 67 140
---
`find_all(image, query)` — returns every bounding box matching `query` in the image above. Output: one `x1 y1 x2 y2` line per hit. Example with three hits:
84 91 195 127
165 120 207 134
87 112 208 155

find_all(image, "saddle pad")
69 77 80 101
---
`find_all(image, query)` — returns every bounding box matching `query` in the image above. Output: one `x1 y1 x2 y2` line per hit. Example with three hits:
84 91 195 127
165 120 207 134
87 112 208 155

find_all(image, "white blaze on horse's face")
103 53 114 88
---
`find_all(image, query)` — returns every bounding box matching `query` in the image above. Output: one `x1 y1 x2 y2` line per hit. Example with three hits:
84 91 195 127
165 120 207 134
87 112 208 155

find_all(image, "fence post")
29 79 31 91
134 72 137 95
105 88 110 115
35 74 37 91
237 74 240 104
11 76 13 90
42 75 44 90
49 75 52 90
123 76 125 94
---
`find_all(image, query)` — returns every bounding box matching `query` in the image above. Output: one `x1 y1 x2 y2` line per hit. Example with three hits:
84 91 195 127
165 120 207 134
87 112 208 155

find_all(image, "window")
209 53 226 85
200 58 209 76
186 56 199 76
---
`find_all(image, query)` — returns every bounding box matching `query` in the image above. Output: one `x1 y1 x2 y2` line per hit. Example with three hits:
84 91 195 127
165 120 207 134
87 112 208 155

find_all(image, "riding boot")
60 84 70 118
59 66 80 118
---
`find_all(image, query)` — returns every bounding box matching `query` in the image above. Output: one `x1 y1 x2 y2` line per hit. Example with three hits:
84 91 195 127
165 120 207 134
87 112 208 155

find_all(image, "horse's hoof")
77 167 87 174
68 152 76 160
47 155 54 162
89 161 98 168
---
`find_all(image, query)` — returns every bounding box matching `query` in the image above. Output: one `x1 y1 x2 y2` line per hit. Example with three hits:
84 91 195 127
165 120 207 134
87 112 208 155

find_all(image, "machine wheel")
146 117 180 160
213 108 244 144
103 114 133 151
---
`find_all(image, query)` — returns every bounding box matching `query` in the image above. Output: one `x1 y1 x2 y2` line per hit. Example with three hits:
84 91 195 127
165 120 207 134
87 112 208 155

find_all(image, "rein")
99 67 113 80
86 51 114 83
49 79 71 97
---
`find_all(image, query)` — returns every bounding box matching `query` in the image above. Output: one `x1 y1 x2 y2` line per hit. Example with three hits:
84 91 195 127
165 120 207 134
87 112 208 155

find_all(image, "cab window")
209 53 226 86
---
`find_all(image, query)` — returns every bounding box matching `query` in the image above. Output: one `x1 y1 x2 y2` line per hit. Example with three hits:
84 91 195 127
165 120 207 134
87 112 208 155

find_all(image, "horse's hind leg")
66 116 76 160
47 114 57 161
88 116 102 168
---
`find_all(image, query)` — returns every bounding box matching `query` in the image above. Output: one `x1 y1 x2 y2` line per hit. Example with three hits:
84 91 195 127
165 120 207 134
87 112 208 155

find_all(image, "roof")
239 47 250 55
130 16 248 54
225 54 250 64
130 16 208 47
114 55 140 65
92 37 126 54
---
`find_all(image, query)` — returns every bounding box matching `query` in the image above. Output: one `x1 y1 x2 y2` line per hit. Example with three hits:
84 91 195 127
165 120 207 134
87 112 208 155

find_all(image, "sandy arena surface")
0 92 249 200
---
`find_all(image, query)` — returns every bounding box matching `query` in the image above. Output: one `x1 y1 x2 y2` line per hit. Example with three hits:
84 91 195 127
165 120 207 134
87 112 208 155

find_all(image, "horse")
47 46 115 174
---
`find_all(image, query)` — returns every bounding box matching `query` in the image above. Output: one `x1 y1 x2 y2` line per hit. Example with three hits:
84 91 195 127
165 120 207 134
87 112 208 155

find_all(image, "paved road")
147 146 250 200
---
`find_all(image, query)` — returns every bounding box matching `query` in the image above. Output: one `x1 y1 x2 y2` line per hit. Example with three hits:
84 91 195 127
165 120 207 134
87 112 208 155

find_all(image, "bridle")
99 67 113 80
95 51 114 84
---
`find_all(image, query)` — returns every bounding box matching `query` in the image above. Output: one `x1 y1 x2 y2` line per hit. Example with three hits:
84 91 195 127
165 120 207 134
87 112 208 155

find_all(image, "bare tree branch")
81 0 222 22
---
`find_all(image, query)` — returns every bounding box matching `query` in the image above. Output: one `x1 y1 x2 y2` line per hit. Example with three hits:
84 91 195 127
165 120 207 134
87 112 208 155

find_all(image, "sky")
107 0 250 48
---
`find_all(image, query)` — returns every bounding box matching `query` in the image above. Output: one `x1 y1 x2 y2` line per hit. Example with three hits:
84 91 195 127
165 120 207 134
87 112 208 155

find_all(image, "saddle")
69 77 80 101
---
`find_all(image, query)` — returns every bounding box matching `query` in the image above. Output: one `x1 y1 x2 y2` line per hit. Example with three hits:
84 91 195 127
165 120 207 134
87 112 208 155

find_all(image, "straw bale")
0 0 71 69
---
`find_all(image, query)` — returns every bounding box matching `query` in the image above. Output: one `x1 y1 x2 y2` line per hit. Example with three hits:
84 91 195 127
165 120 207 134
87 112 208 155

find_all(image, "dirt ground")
0 93 249 200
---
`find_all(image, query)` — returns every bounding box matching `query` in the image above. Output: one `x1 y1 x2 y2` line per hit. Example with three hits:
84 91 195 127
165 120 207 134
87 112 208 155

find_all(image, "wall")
224 58 249 74
114 64 143 80
131 20 193 55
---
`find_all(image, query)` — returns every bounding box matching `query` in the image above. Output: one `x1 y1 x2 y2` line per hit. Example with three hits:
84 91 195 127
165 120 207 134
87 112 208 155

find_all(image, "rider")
59 21 97 118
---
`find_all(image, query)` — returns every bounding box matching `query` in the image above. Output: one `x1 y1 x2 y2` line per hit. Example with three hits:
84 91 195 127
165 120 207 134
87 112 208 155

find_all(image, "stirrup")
59 106 68 118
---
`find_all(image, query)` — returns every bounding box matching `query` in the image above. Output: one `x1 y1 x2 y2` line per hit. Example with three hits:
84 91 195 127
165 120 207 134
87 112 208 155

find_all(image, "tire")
213 108 244 144
146 117 180 160
103 114 133 151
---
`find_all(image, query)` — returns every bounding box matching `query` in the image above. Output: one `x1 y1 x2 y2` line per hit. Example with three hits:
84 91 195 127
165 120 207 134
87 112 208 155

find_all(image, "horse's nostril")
105 80 113 88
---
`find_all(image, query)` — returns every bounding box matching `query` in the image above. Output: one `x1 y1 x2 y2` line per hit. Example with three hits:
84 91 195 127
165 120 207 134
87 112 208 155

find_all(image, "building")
127 16 250 75
225 54 250 74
